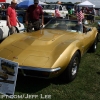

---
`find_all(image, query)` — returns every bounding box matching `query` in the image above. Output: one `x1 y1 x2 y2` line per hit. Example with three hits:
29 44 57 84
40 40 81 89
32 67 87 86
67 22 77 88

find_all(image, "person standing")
76 6 84 32
68 8 73 15
91 7 96 23
55 1 62 18
6 0 21 35
25 0 44 32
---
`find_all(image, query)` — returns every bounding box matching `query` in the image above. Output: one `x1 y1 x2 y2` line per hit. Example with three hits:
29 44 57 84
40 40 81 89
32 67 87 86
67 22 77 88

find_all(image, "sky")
4 0 100 8
40 0 100 8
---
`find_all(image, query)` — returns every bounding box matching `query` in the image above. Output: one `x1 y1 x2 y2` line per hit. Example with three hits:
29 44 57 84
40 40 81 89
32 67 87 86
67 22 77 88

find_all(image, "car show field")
0 2 100 99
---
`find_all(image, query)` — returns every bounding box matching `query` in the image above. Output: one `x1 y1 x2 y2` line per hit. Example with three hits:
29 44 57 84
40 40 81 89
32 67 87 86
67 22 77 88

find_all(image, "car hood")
43 9 55 13
0 29 79 68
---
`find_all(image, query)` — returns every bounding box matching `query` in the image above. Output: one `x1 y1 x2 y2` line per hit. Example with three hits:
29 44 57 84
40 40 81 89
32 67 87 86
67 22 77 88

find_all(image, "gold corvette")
0 18 98 82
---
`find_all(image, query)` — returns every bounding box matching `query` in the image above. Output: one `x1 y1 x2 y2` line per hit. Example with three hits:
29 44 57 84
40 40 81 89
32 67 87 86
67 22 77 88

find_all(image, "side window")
59 6 62 11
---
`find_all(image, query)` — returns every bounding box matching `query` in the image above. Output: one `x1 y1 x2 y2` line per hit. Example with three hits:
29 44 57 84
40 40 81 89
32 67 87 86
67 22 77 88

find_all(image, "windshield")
44 18 82 33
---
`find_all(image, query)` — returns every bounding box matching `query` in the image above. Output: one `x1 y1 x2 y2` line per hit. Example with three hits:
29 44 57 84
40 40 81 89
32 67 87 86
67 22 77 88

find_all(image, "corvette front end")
18 66 61 78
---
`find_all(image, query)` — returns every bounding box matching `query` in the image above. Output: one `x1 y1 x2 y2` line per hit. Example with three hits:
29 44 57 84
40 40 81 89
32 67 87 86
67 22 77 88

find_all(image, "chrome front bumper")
18 66 61 79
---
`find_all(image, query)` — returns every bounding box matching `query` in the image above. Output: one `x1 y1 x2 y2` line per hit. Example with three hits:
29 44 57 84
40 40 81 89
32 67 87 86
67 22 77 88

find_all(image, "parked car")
0 3 10 9
0 20 25 40
42 4 68 24
0 18 98 83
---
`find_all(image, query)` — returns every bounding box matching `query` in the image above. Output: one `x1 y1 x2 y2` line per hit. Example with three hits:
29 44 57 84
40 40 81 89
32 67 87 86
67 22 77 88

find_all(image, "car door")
82 30 93 52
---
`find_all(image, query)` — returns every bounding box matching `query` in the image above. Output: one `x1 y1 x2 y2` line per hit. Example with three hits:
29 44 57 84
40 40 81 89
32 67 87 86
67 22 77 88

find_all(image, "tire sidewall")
66 52 80 82
61 51 80 83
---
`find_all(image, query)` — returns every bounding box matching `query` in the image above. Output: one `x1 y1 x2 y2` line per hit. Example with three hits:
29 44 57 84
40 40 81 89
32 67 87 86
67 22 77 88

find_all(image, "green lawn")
1 22 100 100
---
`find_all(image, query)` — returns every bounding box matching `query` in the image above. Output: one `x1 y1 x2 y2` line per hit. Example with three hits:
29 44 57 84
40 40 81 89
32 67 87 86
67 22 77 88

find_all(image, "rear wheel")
61 51 80 83
88 36 98 52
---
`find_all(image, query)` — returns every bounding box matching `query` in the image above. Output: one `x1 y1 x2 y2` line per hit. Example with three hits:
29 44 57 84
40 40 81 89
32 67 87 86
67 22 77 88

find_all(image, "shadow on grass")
96 72 100 75
15 74 67 93
16 75 50 93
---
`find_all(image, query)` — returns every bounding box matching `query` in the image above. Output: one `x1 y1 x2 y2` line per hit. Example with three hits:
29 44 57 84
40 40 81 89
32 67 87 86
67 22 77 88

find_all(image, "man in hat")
6 0 21 35
25 0 44 32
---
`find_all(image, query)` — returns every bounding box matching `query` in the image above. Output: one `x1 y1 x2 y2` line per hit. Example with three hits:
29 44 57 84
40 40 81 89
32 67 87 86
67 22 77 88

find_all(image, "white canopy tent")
77 0 95 7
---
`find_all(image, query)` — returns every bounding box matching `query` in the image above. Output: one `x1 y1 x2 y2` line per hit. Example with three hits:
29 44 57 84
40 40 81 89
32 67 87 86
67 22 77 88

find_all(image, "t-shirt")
68 9 73 15
27 5 43 20
76 11 84 22
6 6 17 26
55 5 61 17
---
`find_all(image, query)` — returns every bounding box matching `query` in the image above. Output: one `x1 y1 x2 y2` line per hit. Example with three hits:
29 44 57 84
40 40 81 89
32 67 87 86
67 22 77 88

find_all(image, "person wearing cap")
56 1 61 4
25 0 44 31
6 0 21 35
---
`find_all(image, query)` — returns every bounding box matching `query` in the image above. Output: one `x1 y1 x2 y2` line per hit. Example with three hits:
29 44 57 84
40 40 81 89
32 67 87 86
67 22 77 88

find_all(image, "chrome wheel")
72 57 79 76
61 51 80 83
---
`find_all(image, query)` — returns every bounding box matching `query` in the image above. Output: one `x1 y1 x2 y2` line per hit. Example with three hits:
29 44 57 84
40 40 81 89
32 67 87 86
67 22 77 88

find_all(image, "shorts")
27 19 41 31
9 26 17 35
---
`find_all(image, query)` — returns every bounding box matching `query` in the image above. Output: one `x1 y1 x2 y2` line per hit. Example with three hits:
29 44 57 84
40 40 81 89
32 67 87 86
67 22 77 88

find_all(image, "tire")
88 36 98 53
98 33 100 42
61 51 80 83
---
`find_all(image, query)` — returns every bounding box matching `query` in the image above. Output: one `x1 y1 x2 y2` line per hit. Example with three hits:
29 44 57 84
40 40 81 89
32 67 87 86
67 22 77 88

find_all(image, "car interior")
44 18 92 33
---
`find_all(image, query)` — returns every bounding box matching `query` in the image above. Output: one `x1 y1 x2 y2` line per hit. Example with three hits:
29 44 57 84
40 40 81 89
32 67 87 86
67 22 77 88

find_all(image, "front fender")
51 40 82 70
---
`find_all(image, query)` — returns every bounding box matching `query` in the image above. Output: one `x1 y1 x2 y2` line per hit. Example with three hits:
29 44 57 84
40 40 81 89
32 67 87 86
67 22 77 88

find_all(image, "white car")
43 4 68 18
0 20 25 40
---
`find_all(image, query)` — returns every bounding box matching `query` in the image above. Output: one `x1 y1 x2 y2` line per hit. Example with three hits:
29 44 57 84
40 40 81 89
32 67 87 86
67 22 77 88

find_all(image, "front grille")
18 69 50 78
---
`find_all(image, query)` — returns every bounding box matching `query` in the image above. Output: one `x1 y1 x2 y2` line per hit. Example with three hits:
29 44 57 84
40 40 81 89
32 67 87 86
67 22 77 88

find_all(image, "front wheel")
61 51 80 83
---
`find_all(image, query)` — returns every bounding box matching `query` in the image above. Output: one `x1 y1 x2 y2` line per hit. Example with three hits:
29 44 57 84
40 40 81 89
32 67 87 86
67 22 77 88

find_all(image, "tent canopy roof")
77 0 95 7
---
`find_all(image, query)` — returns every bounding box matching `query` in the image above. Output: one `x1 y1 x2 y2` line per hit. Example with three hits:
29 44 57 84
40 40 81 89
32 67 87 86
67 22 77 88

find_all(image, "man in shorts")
6 0 21 35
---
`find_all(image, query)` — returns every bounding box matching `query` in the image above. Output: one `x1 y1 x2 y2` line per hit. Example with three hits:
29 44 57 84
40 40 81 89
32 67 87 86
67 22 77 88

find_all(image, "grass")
0 22 100 100
95 16 100 20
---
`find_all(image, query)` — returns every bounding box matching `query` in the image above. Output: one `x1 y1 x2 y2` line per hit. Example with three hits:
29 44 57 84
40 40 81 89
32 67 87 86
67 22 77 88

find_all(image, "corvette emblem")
13 57 18 59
